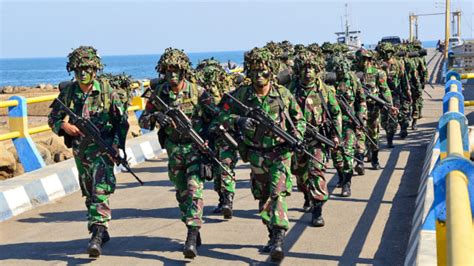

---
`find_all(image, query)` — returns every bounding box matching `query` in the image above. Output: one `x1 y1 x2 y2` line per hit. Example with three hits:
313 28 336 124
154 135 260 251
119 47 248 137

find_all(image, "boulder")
0 143 17 180
36 143 53 165
2 86 14 94
38 135 72 162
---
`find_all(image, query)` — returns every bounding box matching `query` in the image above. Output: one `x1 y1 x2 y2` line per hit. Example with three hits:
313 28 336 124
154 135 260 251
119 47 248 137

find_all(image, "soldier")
48 46 129 258
404 43 424 130
327 55 366 196
217 47 305 261
412 41 428 128
393 44 413 138
195 58 239 219
289 50 342 220
376 42 404 147
138 48 217 259
354 48 397 169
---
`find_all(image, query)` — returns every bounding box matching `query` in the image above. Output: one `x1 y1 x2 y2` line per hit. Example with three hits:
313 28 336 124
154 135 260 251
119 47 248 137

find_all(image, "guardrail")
431 70 474 265
0 81 149 173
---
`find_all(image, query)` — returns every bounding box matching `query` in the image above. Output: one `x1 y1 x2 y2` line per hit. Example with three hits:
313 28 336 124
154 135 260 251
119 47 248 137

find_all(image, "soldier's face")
165 66 184 87
250 64 271 87
75 67 96 85
299 65 317 86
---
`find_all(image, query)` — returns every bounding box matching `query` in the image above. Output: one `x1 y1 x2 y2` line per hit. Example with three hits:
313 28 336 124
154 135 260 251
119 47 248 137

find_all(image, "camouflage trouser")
75 154 116 232
213 139 238 194
165 140 204 228
248 147 292 230
381 90 399 136
398 85 412 130
292 143 329 203
355 127 366 155
331 122 356 175
411 80 423 119
367 102 381 151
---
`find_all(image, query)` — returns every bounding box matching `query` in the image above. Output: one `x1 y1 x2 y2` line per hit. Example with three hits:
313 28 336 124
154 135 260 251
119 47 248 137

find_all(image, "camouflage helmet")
293 50 325 73
155 47 191 74
294 44 306 54
106 73 133 90
412 40 423 49
66 46 103 73
355 48 374 60
326 55 351 73
196 57 223 71
376 42 395 58
307 43 322 56
321 42 335 54
333 43 349 54
243 47 276 74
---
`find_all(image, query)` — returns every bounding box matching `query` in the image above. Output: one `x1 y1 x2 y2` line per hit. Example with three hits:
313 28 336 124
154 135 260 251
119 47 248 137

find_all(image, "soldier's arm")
138 100 158 130
110 91 129 148
48 88 69 135
355 79 367 120
286 92 306 140
327 87 342 138
377 70 393 105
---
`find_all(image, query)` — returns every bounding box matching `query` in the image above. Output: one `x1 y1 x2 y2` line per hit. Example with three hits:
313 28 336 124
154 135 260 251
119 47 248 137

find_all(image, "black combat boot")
213 192 223 214
399 127 408 139
341 172 352 197
270 228 286 261
387 133 394 148
261 226 273 253
87 224 107 258
311 201 325 227
336 169 344 188
354 153 365 175
302 193 313 212
366 149 372 162
411 119 418 130
371 150 381 170
183 226 200 259
221 191 234 219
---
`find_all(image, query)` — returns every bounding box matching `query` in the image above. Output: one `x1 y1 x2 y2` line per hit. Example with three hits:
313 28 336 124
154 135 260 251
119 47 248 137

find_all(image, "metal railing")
432 70 474 265
0 81 149 172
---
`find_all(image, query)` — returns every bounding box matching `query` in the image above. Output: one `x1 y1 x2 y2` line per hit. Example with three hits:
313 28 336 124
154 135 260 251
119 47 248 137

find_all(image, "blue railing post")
8 96 45 172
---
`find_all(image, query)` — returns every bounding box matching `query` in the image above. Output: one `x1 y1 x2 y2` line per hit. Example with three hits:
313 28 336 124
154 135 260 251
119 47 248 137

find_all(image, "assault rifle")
304 123 364 164
360 85 398 124
53 98 144 185
146 92 233 177
335 94 378 147
224 93 324 165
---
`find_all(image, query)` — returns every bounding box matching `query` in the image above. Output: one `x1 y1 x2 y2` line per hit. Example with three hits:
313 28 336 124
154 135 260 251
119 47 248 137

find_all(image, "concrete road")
0 50 449 265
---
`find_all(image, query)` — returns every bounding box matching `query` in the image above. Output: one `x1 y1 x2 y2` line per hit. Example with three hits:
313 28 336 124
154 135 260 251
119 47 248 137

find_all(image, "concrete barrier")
404 131 439 266
0 132 162 222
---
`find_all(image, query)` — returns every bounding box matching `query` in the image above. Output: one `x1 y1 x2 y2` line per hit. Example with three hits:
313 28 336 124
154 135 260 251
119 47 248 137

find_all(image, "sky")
0 0 472 58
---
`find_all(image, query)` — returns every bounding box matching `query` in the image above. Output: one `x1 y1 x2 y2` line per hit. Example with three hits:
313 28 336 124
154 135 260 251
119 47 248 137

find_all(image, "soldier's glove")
153 112 173 129
236 116 259 131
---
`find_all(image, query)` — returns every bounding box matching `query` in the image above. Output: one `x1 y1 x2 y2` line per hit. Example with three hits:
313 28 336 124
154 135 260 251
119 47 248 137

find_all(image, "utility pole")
445 0 450 58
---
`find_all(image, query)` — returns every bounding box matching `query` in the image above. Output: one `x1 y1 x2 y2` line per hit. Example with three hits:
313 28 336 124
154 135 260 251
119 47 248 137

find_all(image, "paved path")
0 49 455 265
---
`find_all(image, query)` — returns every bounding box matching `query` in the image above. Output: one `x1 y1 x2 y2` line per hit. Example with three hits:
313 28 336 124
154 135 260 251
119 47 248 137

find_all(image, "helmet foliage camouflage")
355 48 374 60
326 55 351 73
293 50 325 73
155 47 191 74
66 46 103 73
243 47 276 74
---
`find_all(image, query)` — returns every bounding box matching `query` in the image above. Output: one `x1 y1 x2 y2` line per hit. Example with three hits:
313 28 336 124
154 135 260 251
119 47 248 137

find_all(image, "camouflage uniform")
355 48 393 169
405 42 427 129
218 47 305 260
326 55 367 193
196 58 238 218
48 46 128 257
138 48 217 259
394 44 412 138
289 50 342 223
377 43 404 146
412 42 428 127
